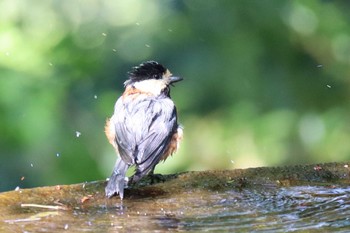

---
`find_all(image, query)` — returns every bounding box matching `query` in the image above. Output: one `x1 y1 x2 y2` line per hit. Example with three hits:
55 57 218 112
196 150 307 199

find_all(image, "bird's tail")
105 158 129 199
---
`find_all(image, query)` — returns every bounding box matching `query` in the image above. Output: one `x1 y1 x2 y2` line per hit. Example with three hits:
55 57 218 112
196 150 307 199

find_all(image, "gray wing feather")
111 95 177 174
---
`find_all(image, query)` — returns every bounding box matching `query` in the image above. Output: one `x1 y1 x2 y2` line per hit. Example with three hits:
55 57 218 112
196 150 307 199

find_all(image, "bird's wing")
135 98 177 174
110 97 136 165
111 95 177 173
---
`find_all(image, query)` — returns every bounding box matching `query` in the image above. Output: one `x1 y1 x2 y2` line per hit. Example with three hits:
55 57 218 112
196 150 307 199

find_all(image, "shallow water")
177 186 350 232
3 185 350 232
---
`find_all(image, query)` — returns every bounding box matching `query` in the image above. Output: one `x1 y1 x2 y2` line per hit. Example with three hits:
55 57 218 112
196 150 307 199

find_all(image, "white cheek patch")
133 79 166 95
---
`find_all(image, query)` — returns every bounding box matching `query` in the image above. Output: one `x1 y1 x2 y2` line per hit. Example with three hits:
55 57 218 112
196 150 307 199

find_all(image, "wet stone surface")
1 162 350 232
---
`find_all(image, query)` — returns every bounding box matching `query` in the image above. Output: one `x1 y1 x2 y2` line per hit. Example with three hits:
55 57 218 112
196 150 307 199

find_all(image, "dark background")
1 0 350 192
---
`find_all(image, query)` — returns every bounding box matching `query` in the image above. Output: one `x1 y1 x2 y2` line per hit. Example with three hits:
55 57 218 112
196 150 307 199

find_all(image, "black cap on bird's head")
129 61 166 81
124 61 183 86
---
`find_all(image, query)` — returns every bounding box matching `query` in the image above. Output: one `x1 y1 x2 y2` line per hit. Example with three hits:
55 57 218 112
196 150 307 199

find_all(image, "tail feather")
105 158 129 199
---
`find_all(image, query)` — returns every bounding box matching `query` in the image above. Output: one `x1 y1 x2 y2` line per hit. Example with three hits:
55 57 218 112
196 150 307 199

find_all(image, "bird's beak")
169 76 183 84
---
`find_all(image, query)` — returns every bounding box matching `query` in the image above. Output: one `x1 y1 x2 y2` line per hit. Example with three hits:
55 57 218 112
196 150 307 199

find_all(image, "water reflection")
3 185 350 232
179 186 350 232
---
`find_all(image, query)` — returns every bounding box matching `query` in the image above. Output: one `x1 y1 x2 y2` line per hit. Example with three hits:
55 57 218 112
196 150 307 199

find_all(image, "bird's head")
124 61 183 95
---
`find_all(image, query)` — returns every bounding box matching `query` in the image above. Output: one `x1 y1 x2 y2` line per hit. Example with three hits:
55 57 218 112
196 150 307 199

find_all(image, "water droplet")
94 95 98 99
76 131 81 137
56 153 60 157
326 84 331 88
30 163 34 167
102 33 107 36
317 64 323 68
64 224 69 230
112 49 117 52
219 199 227 204
145 44 150 48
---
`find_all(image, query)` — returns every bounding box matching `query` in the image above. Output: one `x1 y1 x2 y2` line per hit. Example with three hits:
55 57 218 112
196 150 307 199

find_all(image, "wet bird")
105 61 183 199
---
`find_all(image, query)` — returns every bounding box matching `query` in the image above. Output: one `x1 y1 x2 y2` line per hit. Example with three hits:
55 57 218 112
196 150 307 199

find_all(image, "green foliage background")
1 0 350 192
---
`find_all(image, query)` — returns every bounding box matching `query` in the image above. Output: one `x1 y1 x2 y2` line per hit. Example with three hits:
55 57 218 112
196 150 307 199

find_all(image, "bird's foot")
149 173 166 184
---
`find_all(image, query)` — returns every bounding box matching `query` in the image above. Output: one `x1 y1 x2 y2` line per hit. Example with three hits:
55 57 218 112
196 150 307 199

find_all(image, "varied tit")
105 61 183 199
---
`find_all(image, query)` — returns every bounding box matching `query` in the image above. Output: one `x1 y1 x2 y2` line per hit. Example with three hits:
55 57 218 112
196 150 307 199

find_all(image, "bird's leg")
149 166 165 184
129 166 165 185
